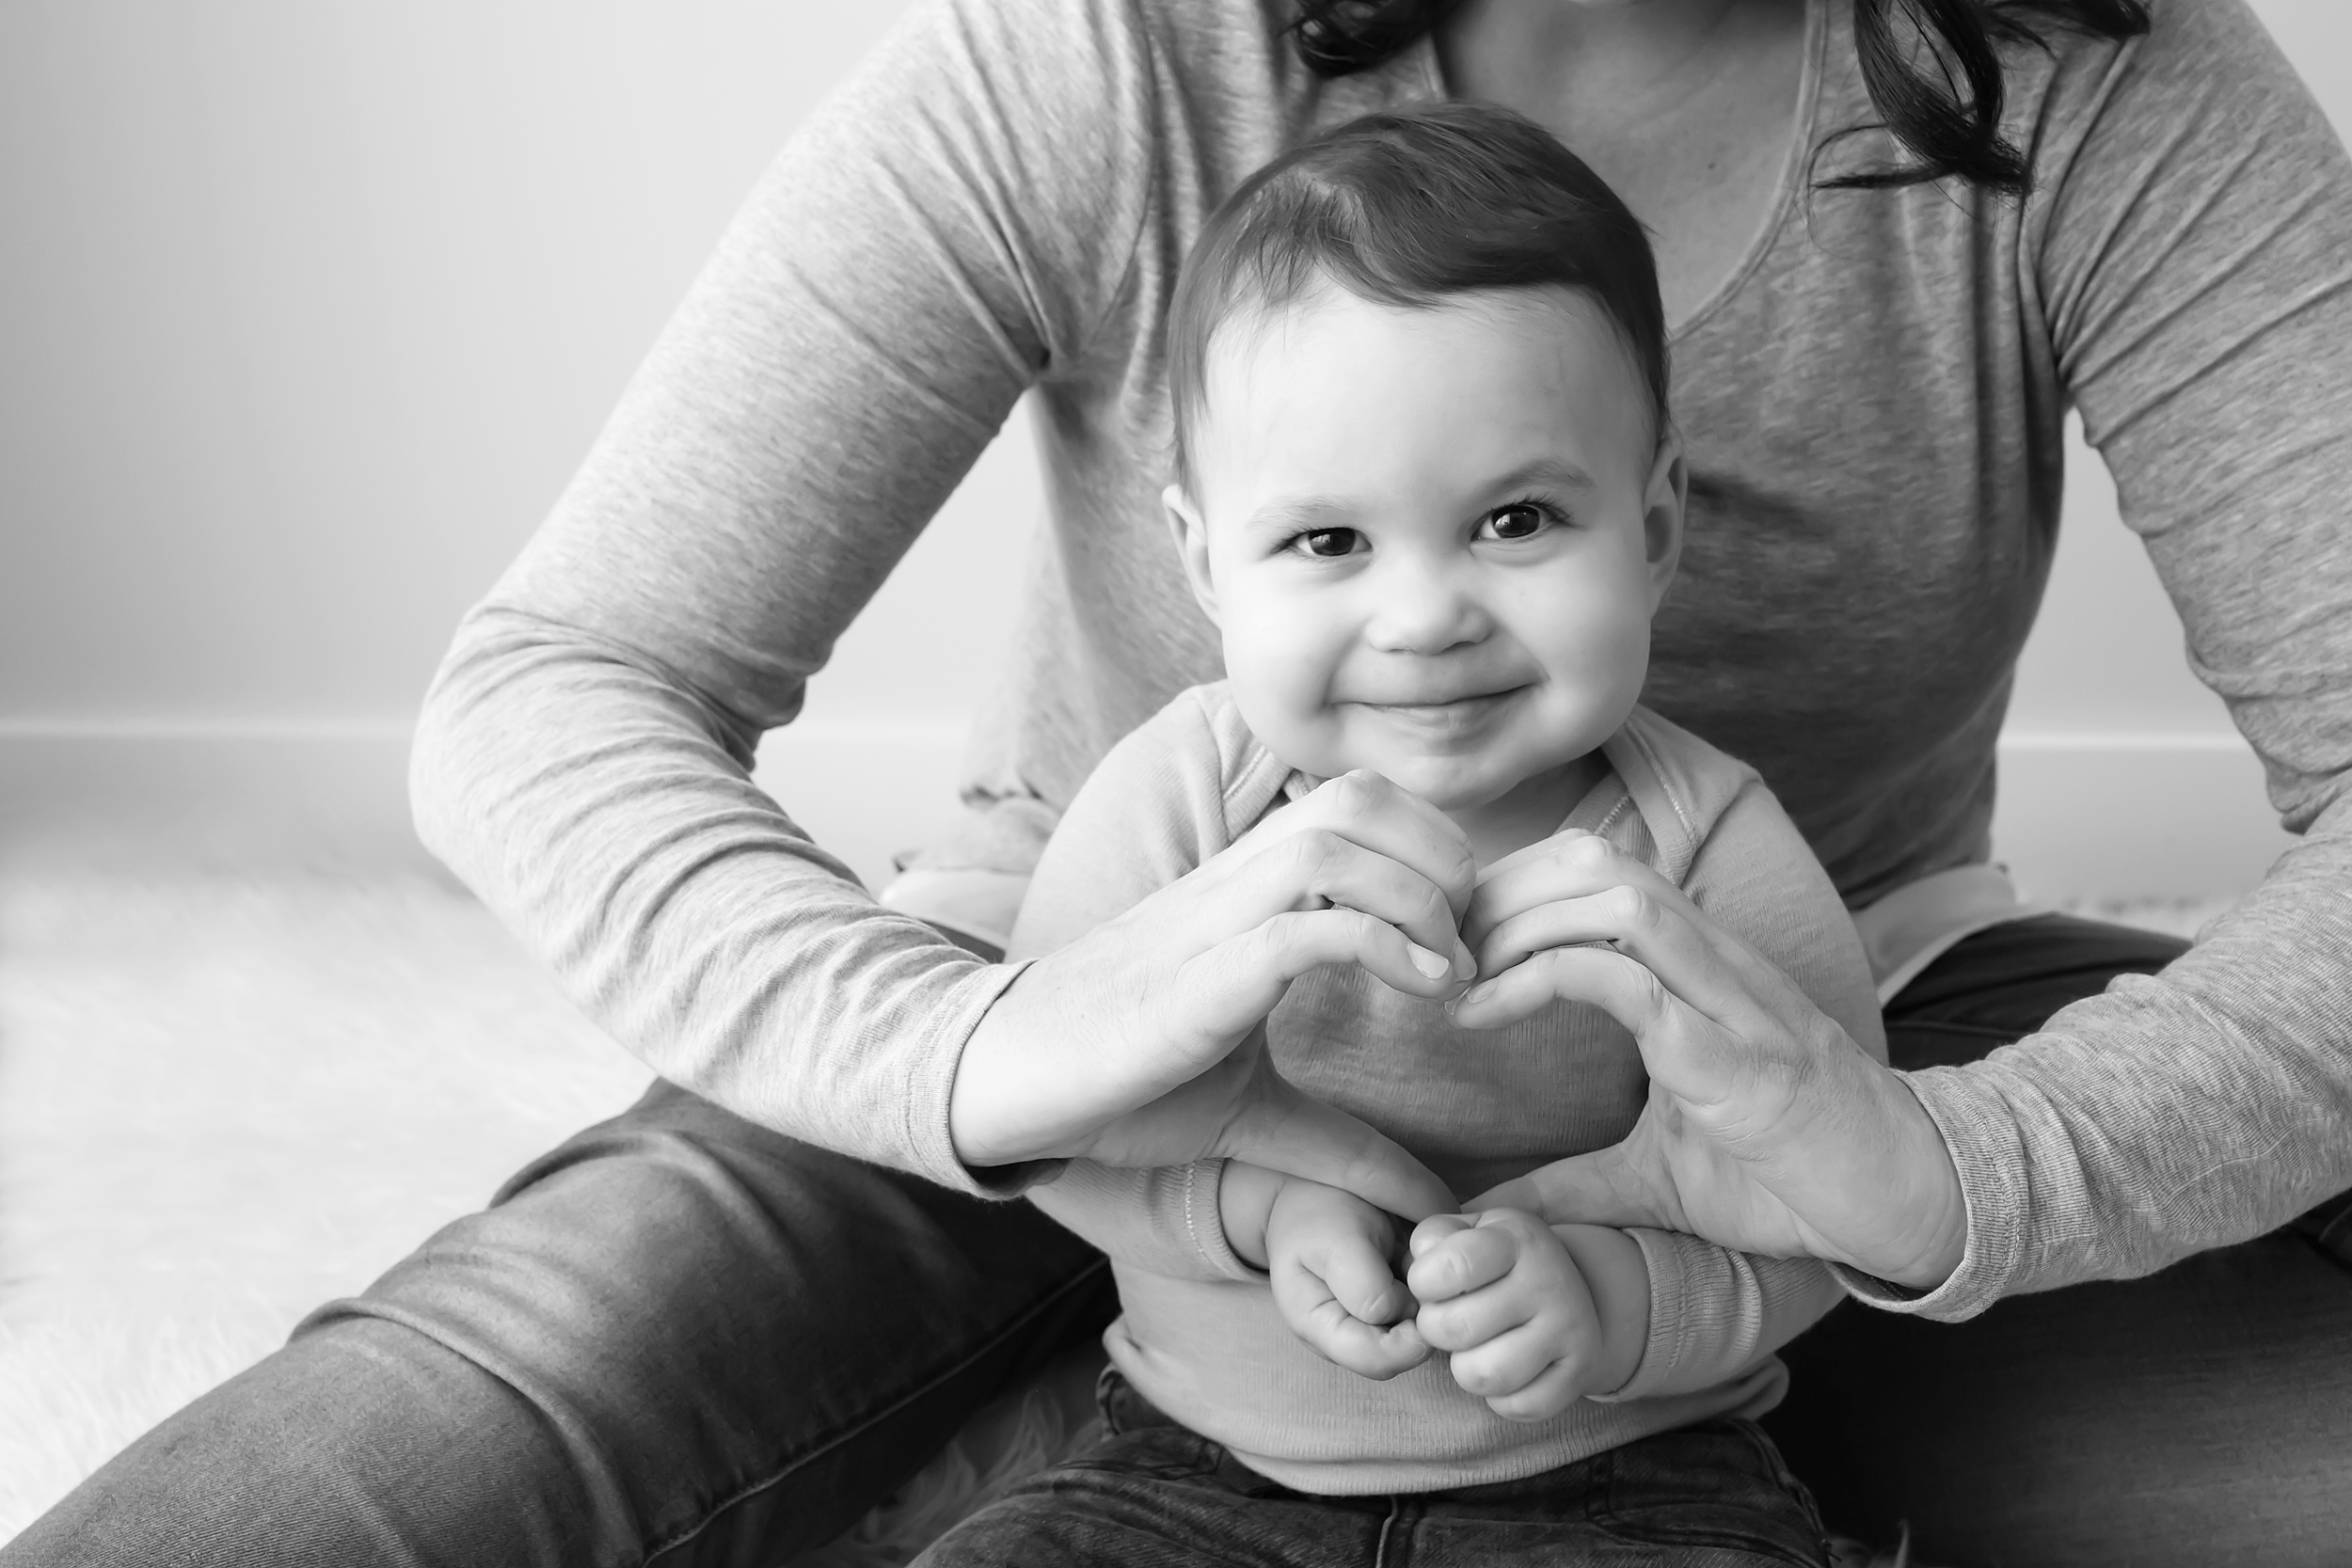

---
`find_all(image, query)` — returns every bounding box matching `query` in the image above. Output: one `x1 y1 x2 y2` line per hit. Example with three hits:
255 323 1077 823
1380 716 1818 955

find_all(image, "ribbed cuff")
1181 1159 1266 1282
1595 1227 1699 1402
1832 1066 2027 1322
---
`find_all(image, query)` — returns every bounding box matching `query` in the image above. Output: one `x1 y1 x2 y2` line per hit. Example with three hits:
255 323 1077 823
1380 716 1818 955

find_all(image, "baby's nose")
1363 562 1486 653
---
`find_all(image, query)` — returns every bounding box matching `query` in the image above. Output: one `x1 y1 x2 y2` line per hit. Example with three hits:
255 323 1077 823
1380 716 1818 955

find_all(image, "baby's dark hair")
1167 102 1669 488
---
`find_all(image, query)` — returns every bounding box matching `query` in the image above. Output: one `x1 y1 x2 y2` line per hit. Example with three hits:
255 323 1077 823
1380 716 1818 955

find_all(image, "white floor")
0 870 655 1537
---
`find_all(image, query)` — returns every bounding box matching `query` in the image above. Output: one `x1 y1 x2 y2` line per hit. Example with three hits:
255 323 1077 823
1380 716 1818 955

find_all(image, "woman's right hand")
948 769 1475 1224
1451 832 1967 1291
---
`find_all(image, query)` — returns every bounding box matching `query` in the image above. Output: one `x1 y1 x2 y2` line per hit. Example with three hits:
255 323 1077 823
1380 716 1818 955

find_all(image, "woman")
11 0 2349 1563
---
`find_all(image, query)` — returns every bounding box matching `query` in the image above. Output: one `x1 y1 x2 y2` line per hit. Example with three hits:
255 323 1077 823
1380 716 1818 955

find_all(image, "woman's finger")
1221 828 1473 981
1467 1147 1686 1232
1449 945 1782 1122
1259 769 1479 922
1449 942 1679 1037
1462 884 1789 1042
1216 1065 1459 1222
1176 907 1467 1059
1466 833 1727 974
1463 829 1635 954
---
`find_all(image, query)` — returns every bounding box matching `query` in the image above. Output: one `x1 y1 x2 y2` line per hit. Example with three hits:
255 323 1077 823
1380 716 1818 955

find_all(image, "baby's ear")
1641 430 1687 606
1164 483 1222 626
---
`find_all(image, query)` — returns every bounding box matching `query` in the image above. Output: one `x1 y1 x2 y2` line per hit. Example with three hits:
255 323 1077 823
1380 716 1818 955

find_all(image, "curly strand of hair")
1824 0 2149 195
1285 0 2148 198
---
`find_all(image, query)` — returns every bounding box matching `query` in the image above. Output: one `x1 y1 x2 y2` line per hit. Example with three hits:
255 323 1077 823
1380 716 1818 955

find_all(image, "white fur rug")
0 872 657 1537
2 868 2215 1557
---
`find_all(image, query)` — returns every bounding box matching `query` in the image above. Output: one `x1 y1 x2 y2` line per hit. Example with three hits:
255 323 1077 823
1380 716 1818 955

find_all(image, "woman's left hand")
1447 832 1968 1291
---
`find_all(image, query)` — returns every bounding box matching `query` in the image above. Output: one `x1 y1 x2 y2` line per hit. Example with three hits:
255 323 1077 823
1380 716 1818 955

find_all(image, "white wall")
1989 0 2349 902
1 1 2345 894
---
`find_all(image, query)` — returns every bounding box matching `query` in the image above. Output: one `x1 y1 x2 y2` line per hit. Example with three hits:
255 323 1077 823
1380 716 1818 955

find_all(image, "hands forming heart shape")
950 769 1964 1304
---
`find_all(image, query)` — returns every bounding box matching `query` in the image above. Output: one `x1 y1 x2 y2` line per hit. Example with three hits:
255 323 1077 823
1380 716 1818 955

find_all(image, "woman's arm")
412 0 1475 1199
414 0 1151 1189
1900 0 2352 1312
1450 0 2352 1317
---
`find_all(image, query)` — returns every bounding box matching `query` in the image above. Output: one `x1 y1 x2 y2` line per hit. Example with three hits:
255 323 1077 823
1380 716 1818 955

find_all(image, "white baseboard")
0 721 431 875
0 718 971 892
0 721 2296 903
1992 733 2292 904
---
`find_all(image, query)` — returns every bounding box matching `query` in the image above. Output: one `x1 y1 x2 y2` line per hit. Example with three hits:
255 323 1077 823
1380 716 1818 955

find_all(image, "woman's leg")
1765 914 2352 1568
1 1079 1116 1568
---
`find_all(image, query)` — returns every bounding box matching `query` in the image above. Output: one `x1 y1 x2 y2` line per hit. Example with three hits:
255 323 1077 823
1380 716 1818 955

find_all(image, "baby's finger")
1481 1355 1592 1424
1316 1237 1415 1327
1408 1212 1474 1259
1404 1222 1519 1305
1445 1322 1582 1407
1414 1275 1538 1354
1286 1293 1432 1380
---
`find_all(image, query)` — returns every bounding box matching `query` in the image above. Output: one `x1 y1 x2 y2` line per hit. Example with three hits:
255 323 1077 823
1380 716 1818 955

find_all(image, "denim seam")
1373 1495 1405 1568
640 1254 1114 1565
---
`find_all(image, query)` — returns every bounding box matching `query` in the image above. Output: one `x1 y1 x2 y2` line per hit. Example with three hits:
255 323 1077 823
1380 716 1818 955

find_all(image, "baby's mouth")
1350 686 1525 727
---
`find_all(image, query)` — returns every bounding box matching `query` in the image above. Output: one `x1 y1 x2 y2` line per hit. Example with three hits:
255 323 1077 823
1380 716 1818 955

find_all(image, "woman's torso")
928 0 2088 910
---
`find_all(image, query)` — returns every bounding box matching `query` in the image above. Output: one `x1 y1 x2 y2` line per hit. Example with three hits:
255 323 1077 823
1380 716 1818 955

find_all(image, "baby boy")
920 103 1884 1566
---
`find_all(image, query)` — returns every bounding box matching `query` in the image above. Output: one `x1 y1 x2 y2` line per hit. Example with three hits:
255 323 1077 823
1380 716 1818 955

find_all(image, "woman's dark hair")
1289 0 2152 197
1167 103 1668 485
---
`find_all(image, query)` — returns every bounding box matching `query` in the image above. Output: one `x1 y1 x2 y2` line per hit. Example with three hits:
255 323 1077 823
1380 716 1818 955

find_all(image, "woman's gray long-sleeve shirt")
412 0 2352 1320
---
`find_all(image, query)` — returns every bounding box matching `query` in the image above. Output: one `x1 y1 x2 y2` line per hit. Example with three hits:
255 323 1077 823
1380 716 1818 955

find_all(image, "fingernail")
1460 981 1492 1006
1452 940 1476 980
1407 942 1451 979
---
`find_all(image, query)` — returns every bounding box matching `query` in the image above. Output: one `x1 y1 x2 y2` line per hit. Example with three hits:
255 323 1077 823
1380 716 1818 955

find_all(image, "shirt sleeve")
1005 690 1275 1274
406 0 1163 1192
1875 0 2352 1319
1027 1159 1263 1282
1612 775 1884 1396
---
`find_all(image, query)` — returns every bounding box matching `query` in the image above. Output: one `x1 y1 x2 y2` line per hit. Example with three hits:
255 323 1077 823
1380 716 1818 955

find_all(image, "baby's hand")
1263 1180 1431 1381
1406 1210 1645 1422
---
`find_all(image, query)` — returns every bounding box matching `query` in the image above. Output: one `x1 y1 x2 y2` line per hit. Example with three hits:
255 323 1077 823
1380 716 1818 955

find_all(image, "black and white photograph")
2 2 2348 1562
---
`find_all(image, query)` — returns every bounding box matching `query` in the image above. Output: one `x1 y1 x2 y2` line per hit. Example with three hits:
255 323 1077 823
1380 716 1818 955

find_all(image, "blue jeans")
7 915 2350 1567
914 1371 1829 1567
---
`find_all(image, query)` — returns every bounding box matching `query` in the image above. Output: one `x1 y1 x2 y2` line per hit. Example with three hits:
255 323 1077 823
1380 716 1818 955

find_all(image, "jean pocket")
1591 1419 1829 1567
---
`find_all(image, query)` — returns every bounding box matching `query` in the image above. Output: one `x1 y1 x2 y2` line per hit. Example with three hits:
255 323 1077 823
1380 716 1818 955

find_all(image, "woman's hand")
1448 832 1968 1291
949 770 1475 1224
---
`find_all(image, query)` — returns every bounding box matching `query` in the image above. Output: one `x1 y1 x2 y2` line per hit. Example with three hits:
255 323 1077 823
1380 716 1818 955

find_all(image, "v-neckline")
1409 0 1827 342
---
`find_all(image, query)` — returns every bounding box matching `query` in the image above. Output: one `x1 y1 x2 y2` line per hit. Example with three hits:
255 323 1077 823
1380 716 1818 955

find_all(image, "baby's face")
1171 285 1682 819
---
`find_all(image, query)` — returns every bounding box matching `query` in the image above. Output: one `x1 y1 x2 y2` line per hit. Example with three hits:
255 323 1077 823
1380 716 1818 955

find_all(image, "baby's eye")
1480 502 1554 541
1291 527 1363 559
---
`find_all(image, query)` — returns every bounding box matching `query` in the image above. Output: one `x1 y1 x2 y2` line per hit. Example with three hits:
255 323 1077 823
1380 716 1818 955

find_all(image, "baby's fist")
1406 1209 1615 1422
1266 1180 1430 1381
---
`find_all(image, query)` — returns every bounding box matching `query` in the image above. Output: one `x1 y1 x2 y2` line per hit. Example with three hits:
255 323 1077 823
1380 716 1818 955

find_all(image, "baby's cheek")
1226 631 1347 767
